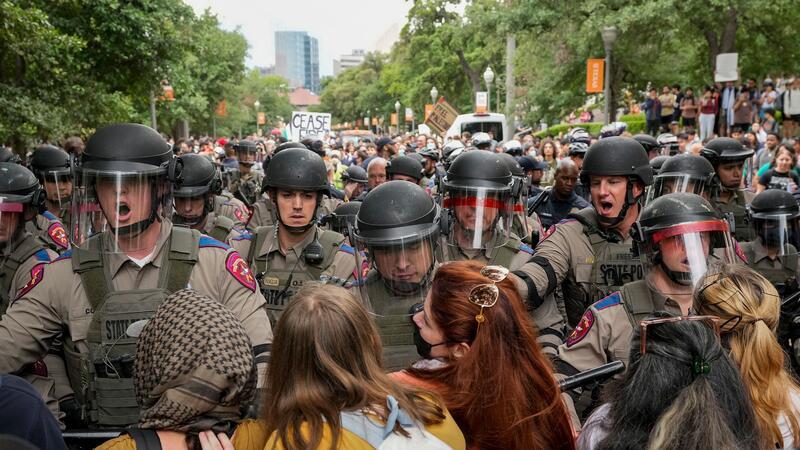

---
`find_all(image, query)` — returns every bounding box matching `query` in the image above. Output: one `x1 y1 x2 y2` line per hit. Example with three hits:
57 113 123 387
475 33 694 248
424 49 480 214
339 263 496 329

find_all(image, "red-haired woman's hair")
408 260 575 450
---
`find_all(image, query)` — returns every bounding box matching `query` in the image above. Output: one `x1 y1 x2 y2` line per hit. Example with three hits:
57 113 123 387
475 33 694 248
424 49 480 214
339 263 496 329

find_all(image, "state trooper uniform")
0 124 271 429
173 153 243 243
700 137 756 242
513 137 653 332
740 189 800 296
230 147 356 326
228 140 263 207
26 146 70 254
0 163 63 423
441 150 563 354
498 152 538 245
246 142 308 231
555 193 735 422
353 181 442 371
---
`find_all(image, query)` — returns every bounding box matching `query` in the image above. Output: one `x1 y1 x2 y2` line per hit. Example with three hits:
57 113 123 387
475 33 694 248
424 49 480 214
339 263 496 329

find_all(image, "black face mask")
412 323 449 359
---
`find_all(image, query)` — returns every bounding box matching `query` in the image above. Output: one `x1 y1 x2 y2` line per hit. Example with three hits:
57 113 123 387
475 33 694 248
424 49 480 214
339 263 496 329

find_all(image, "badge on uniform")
15 263 46 301
47 223 69 249
234 207 249 223
565 309 594 347
262 277 280 287
225 252 256 292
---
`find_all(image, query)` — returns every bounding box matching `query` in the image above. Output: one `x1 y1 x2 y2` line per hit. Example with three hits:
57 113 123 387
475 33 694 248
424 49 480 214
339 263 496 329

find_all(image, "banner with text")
288 111 332 141
475 91 488 113
586 59 604 93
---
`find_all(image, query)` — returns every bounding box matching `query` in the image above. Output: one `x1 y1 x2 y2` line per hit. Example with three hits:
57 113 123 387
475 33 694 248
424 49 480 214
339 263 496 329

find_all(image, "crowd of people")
0 85 799 449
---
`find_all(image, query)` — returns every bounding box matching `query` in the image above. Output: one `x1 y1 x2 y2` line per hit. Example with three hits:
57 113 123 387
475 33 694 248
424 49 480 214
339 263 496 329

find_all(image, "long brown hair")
408 260 575 450
262 284 446 450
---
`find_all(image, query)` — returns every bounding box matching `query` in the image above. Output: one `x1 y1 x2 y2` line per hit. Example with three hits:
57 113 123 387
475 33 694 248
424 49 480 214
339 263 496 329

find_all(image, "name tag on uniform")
263 277 280 287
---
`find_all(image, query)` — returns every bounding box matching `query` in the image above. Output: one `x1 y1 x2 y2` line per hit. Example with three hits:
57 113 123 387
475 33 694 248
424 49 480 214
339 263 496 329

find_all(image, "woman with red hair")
393 260 575 450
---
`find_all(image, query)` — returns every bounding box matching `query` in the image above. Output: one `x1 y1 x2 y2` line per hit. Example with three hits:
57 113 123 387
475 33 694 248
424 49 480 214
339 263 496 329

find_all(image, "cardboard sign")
475 91 488 113
424 98 460 135
288 111 332 141
714 53 739 82
586 59 604 93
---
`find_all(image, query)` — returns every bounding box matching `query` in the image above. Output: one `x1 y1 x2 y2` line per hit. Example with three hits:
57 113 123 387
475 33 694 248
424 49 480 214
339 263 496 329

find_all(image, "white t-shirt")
776 389 800 449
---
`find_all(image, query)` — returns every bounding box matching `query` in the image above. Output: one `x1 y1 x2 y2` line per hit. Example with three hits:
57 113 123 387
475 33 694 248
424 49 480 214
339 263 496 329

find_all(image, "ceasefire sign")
288 111 332 141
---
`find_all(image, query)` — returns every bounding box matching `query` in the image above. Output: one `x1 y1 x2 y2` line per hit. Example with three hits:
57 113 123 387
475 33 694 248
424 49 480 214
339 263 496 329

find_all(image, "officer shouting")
0 124 271 429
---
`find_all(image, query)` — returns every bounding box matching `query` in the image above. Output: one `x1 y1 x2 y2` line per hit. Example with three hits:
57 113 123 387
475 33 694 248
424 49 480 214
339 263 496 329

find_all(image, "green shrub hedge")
533 113 646 138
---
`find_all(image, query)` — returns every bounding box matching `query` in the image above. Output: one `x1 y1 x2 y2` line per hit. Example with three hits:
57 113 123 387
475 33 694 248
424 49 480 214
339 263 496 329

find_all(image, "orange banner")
586 59 604 93
391 113 398 125
424 104 433 121
215 100 227 117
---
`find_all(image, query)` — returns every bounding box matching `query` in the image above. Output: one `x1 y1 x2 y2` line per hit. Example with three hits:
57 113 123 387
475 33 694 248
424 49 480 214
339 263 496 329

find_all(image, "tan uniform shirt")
740 239 800 283
230 225 357 325
5 239 58 302
0 221 272 381
215 194 249 227
25 212 70 254
202 212 244 244
247 194 276 230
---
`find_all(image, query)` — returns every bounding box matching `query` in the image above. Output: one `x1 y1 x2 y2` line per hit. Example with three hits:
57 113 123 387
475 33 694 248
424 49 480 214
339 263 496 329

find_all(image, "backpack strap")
620 281 657 329
248 225 273 275
126 428 163 450
72 235 110 310
159 226 200 293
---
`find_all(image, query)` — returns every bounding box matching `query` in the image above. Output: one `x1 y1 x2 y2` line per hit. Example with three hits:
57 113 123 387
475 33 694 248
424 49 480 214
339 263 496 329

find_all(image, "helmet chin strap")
596 180 639 229
380 263 435 297
108 189 162 238
655 252 693 286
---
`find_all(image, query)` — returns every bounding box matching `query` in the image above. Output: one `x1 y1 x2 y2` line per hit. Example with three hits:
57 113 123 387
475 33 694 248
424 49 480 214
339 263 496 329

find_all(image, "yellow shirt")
264 408 466 450
94 419 268 450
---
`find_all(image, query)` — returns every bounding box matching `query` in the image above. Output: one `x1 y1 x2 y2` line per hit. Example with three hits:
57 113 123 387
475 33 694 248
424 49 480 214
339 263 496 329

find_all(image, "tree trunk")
703 6 738 72
505 35 516 118
456 49 482 94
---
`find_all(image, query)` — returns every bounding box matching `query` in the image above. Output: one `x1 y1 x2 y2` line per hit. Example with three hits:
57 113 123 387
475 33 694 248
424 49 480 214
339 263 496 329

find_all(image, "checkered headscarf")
134 289 256 432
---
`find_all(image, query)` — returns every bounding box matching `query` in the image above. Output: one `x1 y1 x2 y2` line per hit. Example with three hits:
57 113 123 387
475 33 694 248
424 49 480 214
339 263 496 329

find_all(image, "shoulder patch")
234 207 250 223
199 235 231 250
42 211 58 221
338 244 355 255
593 292 622 311
230 231 253 242
225 252 256 292
47 222 69 249
566 309 595 347
34 249 51 262
518 243 534 255
14 263 46 301
53 249 73 262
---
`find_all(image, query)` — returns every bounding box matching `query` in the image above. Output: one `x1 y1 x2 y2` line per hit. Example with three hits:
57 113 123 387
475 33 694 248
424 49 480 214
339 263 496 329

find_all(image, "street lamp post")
254 100 261 135
430 86 438 104
395 101 401 134
483 67 495 112
601 26 618 125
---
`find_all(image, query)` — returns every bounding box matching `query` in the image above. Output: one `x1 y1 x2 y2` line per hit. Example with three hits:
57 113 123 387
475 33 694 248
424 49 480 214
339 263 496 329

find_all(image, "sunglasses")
638 315 720 355
468 265 509 324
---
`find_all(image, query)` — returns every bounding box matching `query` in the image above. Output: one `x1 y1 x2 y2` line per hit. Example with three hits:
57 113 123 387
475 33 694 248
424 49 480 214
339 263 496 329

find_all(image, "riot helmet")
656 133 680 155
700 137 755 191
442 150 513 251
418 148 440 162
264 147 328 233
354 180 440 300
748 189 800 267
503 140 524 157
567 127 592 145
233 140 258 166
646 154 718 203
0 163 44 252
324 201 361 237
599 121 627 138
498 152 530 239
301 136 326 157
72 123 180 253
471 132 492 150
632 192 734 290
649 155 670 175
442 140 466 170
580 137 652 228
633 133 661 158
386 155 424 183
341 164 368 184
0 147 22 164
29 144 72 215
172 154 222 227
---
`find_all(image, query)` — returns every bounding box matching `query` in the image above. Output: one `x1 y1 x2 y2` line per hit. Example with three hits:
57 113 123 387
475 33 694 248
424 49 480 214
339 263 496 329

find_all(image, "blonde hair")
695 264 800 448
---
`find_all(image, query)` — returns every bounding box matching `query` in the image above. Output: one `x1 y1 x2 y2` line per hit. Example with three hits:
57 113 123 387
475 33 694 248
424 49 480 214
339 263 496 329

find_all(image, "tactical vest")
563 208 643 327
363 271 420 372
716 190 754 242
205 214 235 243
232 172 262 207
64 226 199 427
0 234 49 316
445 236 525 268
249 227 345 325
619 281 659 329
741 241 798 291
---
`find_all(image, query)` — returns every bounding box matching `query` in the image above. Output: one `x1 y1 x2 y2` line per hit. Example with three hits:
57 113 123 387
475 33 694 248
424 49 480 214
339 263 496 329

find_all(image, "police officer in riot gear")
229 139 262 207
0 147 22 164
441 150 534 268
353 181 441 370
656 133 680 155
633 133 661 160
741 189 800 297
341 164 369 201
172 153 245 242
386 155 424 184
567 127 591 201
556 193 735 421
323 201 361 239
498 152 537 245
503 139 524 157
418 148 442 190
230 147 356 326
26 145 71 253
513 137 653 330
0 123 271 429
700 137 756 242
649 155 670 175
247 141 307 230
646 153 719 204
471 132 492 150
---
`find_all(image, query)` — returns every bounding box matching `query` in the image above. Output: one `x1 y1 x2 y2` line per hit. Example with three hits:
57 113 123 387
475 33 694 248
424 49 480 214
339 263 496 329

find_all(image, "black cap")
376 137 393 150
518 155 549 171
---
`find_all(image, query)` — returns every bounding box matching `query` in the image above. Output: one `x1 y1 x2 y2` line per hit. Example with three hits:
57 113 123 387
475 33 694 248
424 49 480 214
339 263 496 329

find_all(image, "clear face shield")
752 213 800 258
71 170 173 253
236 149 258 166
0 198 27 254
511 175 531 240
40 170 73 213
443 187 513 251
646 175 714 204
715 159 748 193
639 220 734 293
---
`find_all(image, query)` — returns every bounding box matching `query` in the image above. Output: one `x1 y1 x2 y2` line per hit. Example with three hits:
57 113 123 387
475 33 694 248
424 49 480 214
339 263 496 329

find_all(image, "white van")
445 113 511 142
